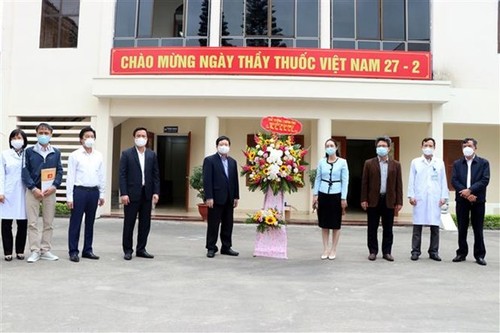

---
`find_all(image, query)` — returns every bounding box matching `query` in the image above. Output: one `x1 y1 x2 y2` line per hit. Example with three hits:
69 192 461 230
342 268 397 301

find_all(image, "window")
331 0 430 51
114 0 210 47
39 0 80 48
221 0 319 48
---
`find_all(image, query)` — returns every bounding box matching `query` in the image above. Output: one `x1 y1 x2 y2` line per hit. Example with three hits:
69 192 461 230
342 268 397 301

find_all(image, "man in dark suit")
361 136 403 261
203 135 240 258
451 138 490 266
119 127 160 260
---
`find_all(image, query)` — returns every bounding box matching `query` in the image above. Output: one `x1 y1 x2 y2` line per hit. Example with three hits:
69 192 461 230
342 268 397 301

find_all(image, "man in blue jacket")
451 138 490 266
22 123 63 263
203 136 240 258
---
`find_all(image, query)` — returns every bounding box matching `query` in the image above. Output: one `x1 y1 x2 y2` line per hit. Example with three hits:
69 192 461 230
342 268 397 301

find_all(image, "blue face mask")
325 147 336 156
376 146 389 157
37 135 51 145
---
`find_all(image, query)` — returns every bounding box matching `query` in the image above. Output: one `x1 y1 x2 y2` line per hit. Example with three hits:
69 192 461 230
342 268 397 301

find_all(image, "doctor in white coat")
0 129 28 261
408 137 449 261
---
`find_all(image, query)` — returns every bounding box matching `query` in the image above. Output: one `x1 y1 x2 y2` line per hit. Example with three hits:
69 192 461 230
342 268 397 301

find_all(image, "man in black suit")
119 127 160 260
203 136 240 258
451 138 490 266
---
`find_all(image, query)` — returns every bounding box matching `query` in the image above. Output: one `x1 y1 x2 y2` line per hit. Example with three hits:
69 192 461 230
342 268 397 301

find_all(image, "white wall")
432 0 499 124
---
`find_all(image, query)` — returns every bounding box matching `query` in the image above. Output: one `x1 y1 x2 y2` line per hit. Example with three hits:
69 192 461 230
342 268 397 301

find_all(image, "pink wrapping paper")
253 227 288 259
253 188 288 259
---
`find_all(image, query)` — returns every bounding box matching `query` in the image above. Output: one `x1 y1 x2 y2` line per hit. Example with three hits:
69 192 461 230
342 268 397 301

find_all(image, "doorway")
156 134 190 209
346 139 374 211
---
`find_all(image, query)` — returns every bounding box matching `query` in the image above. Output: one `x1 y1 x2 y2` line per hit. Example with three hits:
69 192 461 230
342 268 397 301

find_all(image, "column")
94 100 113 215
320 0 331 48
317 118 332 159
209 0 221 47
429 104 444 160
205 116 219 156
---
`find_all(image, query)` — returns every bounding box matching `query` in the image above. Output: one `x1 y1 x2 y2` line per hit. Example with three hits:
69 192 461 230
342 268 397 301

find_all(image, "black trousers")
122 189 152 254
68 186 99 256
411 225 439 256
367 195 394 255
456 200 486 259
1 219 27 256
206 199 234 252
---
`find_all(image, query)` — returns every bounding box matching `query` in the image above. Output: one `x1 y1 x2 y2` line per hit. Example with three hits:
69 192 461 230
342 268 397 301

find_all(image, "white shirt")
378 157 388 194
66 146 106 201
136 147 145 186
466 155 475 188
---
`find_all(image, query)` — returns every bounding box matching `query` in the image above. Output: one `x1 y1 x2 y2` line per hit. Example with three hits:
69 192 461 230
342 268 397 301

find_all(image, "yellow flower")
265 215 276 225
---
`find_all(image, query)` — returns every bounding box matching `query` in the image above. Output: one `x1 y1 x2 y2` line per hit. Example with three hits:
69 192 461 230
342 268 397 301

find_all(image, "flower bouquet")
241 132 308 195
245 208 285 233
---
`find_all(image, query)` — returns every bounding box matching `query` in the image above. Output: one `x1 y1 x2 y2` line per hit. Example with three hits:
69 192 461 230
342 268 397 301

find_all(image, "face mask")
463 146 474 157
422 147 434 156
325 147 336 156
218 145 230 155
84 138 95 148
37 135 50 145
376 146 388 157
11 139 24 150
135 137 147 147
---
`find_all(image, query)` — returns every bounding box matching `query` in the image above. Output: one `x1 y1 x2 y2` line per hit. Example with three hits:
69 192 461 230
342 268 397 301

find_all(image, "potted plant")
189 165 208 221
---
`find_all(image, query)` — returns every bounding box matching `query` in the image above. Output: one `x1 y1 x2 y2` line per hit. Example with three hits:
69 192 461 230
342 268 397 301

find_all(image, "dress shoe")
136 251 154 259
383 253 394 261
476 258 487 266
70 254 80 262
452 255 466 262
411 253 419 261
4 255 13 261
368 253 377 261
207 250 215 258
221 248 239 256
124 253 132 260
82 252 100 260
429 254 442 261
16 253 25 260
321 251 329 260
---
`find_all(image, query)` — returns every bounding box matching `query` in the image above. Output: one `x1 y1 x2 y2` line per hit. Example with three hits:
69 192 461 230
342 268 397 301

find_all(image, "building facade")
1 0 499 216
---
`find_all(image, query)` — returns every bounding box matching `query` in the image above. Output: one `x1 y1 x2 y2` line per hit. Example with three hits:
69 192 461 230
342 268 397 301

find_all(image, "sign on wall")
111 47 431 80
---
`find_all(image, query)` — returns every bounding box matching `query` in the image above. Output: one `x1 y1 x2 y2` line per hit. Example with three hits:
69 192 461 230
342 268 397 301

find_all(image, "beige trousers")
26 190 56 253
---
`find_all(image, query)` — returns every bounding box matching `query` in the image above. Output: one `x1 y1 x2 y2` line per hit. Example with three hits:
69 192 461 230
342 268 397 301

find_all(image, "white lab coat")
407 156 449 226
0 149 27 219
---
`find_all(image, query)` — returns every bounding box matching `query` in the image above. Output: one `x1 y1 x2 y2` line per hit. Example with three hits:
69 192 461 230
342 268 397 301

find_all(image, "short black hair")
36 122 53 133
133 127 148 136
375 136 391 147
462 137 477 148
8 129 28 149
216 135 231 146
79 126 96 140
421 137 436 146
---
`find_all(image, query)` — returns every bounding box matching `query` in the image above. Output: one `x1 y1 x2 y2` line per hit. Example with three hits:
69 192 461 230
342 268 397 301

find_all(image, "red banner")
261 116 303 135
111 47 431 80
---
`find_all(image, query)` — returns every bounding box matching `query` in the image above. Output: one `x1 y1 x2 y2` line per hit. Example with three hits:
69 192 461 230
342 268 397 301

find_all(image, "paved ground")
1 218 498 332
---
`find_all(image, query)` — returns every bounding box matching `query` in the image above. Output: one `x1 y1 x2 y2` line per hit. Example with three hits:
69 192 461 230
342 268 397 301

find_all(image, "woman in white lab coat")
407 138 449 261
0 129 28 261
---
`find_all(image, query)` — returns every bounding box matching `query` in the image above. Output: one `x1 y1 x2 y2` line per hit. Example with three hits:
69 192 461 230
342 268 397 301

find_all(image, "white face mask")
83 138 95 148
218 145 230 155
422 147 434 156
463 146 474 157
135 137 147 147
11 139 24 150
